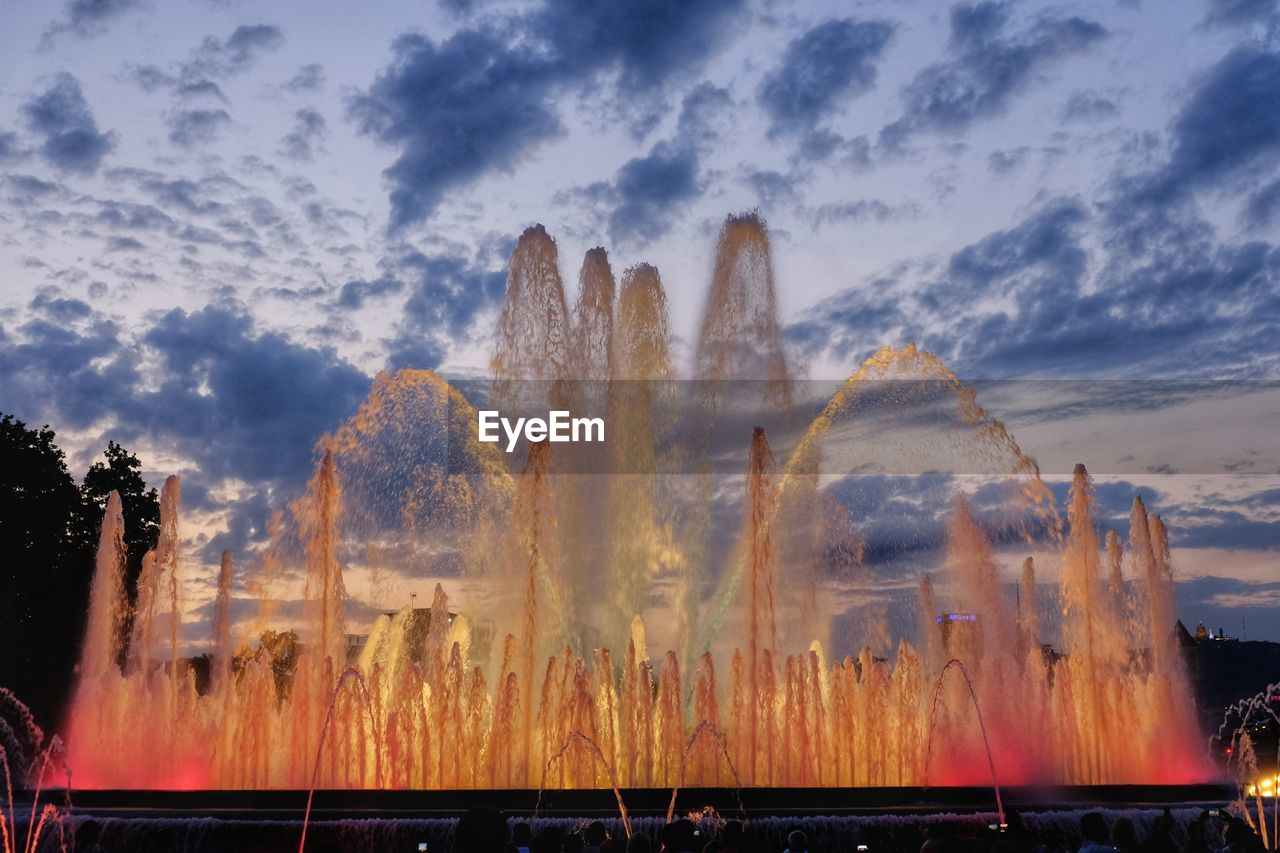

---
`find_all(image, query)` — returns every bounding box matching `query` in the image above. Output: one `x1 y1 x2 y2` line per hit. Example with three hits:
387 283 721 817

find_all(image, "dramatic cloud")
352 0 745 228
789 184 1280 380
1 297 368 491
350 30 564 230
139 305 368 484
2 301 369 561
757 18 893 158
881 2 1107 149
1121 47 1280 209
21 73 116 175
0 302 136 432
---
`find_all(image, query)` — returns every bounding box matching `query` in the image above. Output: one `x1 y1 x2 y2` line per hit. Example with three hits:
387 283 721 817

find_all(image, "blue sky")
1 0 1278 645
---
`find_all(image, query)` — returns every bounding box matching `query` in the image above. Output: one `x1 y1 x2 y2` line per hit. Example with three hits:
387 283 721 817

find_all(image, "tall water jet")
695 212 791 393
1106 529 1129 628
79 491 127 682
571 247 615 382
563 248 617 627
606 263 673 658
212 551 234 696
1059 464 1125 782
945 495 1016 660
129 476 181 676
1140 507 1201 779
66 491 127 785
514 440 567 784
1018 557 1039 648
692 215 805 660
303 450 347 671
740 427 779 785
917 574 941 673
492 224 572 403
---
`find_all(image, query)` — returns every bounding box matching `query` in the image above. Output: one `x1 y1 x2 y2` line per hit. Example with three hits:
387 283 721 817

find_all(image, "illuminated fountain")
57 213 1211 791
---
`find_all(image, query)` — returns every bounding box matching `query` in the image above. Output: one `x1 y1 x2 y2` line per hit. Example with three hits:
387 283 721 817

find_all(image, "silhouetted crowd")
449 806 1270 853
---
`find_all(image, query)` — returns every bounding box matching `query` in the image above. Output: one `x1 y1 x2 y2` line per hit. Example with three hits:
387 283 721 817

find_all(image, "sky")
1 0 1278 648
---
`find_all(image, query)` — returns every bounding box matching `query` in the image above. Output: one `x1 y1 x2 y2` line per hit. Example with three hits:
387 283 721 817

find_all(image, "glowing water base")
64 215 1210 791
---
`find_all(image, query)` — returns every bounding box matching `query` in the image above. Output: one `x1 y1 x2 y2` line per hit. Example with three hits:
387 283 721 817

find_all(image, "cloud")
338 276 402 310
1243 178 1280 228
881 2 1107 149
745 169 800 209
175 80 228 103
125 24 286 102
988 147 1029 174
138 305 369 485
285 63 325 93
787 44 1280 381
167 108 232 147
41 0 142 45
184 24 285 81
350 30 565 230
0 302 370 562
1118 48 1280 211
384 247 508 369
30 290 93 323
2 174 61 206
1060 89 1119 123
126 64 176 93
278 108 327 161
104 167 234 216
105 235 144 252
569 83 731 246
351 0 745 228
804 199 913 230
791 182 1280 380
757 18 894 157
0 304 137 433
1202 0 1280 27
126 66 229 102
602 143 702 245
21 73 117 175
533 0 747 92
792 129 873 166
0 131 22 163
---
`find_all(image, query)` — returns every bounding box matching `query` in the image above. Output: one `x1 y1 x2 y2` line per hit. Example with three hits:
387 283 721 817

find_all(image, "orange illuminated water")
61 214 1210 790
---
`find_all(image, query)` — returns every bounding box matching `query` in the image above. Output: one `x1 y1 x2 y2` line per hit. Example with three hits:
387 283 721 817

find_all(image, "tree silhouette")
0 415 161 731
0 415 93 729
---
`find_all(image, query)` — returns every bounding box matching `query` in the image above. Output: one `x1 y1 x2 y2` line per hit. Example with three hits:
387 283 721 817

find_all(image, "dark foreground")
11 785 1238 852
